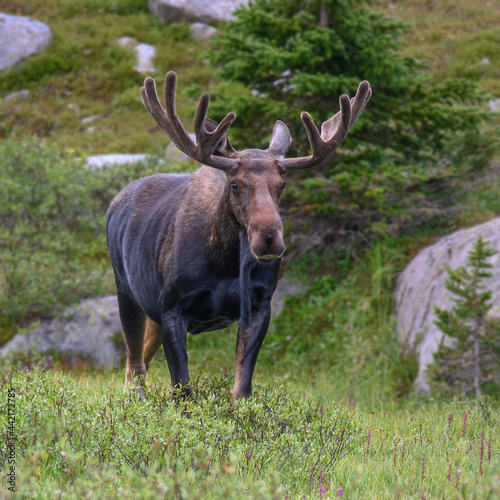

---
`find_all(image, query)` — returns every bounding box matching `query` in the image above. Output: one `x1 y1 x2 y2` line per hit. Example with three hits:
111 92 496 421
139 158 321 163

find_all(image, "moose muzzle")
248 223 286 261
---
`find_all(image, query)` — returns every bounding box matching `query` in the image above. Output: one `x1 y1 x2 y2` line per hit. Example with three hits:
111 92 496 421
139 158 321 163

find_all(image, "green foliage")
0 368 356 498
428 235 500 397
205 0 493 245
0 138 170 341
262 239 419 401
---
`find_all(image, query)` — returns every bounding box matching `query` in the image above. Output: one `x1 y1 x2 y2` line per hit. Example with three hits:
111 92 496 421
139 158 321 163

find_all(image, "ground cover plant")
0 365 499 498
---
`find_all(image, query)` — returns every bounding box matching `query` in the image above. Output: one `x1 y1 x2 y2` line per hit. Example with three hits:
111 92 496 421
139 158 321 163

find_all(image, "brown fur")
107 72 370 399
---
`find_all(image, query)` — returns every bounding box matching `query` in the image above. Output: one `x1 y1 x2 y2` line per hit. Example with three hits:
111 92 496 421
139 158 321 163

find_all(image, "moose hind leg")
144 318 162 372
116 291 147 393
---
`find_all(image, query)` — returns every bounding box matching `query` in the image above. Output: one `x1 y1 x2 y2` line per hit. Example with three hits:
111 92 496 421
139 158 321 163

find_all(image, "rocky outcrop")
0 13 52 73
1 296 125 368
395 218 500 393
148 0 248 26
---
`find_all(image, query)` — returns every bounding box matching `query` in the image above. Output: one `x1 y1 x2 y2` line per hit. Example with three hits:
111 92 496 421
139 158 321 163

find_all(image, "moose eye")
231 182 239 190
281 182 287 191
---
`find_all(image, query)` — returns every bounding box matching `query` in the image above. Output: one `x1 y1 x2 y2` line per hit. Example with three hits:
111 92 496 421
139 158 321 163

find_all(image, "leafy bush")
0 368 356 498
0 138 167 341
205 0 493 249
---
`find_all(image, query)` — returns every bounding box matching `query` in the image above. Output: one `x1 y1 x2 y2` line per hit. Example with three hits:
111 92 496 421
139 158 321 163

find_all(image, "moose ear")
205 117 237 157
267 120 291 158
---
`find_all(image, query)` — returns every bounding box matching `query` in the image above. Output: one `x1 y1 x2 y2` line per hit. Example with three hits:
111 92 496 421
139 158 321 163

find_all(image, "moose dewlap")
106 71 371 398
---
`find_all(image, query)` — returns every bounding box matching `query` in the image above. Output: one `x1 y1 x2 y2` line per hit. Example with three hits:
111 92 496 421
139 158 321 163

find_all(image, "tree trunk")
319 3 330 28
473 317 482 397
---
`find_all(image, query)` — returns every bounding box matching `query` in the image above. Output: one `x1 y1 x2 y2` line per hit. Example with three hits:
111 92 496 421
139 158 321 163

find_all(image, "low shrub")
0 138 168 342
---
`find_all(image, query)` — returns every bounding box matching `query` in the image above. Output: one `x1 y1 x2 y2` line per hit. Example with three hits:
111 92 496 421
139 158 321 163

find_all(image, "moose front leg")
233 308 271 399
161 314 191 395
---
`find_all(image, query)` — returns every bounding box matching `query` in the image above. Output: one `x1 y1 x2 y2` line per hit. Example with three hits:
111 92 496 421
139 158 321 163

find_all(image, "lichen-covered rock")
148 0 248 25
395 218 500 393
1 296 125 368
0 13 52 73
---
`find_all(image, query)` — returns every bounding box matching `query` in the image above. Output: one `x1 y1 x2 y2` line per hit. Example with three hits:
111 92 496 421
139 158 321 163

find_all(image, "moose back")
106 71 371 398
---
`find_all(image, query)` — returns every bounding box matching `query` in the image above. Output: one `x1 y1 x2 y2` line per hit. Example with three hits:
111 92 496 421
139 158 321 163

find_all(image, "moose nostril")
265 235 274 246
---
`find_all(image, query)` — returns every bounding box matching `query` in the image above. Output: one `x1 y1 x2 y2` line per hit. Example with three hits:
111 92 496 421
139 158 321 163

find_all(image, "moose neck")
209 182 244 266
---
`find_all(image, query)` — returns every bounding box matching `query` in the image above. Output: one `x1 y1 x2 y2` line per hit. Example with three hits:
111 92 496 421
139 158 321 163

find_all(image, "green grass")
0 0 213 156
374 0 500 97
1 365 498 498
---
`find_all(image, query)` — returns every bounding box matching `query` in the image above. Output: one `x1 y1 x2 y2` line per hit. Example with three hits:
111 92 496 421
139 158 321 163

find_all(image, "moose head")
141 72 372 262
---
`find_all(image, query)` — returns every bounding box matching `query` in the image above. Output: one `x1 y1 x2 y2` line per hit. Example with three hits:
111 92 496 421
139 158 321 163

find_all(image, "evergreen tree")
204 0 492 248
429 235 500 397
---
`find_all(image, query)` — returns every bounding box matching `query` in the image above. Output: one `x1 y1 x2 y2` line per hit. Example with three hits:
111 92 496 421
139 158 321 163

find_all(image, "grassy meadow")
1 0 500 497
1 365 499 498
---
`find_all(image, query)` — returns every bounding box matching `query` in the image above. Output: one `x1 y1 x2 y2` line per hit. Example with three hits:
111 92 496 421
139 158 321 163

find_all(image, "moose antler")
141 72 240 171
277 81 372 171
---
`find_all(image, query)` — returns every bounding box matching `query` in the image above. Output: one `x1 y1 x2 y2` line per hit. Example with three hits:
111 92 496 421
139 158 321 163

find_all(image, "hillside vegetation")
0 0 499 497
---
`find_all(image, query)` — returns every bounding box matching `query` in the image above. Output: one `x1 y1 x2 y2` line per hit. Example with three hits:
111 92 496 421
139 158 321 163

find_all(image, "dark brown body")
106 160 283 398
106 71 370 398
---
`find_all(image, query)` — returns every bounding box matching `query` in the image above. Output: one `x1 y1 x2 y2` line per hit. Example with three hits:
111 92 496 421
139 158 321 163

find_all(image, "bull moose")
106 71 371 398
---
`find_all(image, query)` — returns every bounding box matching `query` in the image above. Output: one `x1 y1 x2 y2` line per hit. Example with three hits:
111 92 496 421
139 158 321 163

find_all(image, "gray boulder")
0 13 52 73
84 154 151 170
165 133 198 163
489 98 500 112
134 43 156 74
271 278 305 317
148 0 248 25
190 22 218 41
395 218 500 393
3 89 30 101
1 296 125 368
